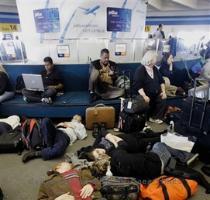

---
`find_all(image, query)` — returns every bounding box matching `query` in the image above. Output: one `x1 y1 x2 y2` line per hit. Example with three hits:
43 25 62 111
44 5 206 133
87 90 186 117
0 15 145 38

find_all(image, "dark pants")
148 95 166 119
40 118 70 160
94 130 161 153
89 67 124 99
22 88 57 102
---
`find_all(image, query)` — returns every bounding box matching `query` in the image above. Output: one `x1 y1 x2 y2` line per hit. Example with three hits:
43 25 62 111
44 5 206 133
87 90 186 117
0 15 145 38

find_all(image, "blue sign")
107 7 132 32
33 8 60 33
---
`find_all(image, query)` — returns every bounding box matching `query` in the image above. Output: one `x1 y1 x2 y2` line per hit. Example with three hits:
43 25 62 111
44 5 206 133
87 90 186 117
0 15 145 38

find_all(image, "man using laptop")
22 57 64 103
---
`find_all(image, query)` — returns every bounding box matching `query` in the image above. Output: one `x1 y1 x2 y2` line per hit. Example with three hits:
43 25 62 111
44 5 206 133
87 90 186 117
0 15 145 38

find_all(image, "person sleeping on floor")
77 129 210 193
22 115 87 163
38 161 102 200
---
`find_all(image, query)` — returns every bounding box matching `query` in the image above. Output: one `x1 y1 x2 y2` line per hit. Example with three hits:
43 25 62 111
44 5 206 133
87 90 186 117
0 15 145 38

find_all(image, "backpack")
119 111 146 133
100 176 139 200
140 176 198 200
21 119 43 150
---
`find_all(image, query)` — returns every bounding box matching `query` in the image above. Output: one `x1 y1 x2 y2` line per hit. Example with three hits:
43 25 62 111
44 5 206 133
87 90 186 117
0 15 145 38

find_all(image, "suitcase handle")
94 103 105 108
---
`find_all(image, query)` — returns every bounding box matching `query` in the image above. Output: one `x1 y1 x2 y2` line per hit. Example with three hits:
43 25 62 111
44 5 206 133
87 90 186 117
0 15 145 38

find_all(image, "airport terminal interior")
1 0 210 199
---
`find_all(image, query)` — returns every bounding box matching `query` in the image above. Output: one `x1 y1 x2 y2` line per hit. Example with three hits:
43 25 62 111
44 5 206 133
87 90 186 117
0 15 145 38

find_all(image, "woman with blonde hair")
133 50 167 124
0 65 15 103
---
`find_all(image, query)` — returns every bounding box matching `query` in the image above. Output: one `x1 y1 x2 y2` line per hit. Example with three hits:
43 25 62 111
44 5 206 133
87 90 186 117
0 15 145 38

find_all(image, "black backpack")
21 119 43 150
119 111 146 133
100 176 139 200
0 122 24 155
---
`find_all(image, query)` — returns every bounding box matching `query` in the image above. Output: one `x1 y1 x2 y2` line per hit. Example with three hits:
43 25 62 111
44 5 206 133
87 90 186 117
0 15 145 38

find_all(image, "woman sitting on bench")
0 65 15 103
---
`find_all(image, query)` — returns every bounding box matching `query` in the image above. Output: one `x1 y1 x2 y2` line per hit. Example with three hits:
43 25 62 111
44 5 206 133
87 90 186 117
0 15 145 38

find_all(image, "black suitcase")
180 97 210 133
0 128 24 154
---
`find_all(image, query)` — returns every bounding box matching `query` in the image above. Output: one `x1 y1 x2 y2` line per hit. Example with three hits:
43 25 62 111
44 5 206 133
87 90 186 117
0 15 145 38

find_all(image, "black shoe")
90 92 100 103
92 122 100 138
100 122 107 133
201 165 210 177
22 151 41 163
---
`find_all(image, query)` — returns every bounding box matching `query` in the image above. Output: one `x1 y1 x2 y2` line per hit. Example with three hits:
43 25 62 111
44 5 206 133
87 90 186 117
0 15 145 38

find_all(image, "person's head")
77 146 107 161
91 157 110 177
48 162 74 175
158 24 163 31
43 57 54 72
162 53 174 66
72 114 82 123
141 50 157 67
100 48 110 66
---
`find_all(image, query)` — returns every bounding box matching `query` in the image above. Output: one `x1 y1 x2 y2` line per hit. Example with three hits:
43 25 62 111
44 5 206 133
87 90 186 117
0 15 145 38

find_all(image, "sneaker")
149 118 163 124
23 96 29 103
41 97 52 104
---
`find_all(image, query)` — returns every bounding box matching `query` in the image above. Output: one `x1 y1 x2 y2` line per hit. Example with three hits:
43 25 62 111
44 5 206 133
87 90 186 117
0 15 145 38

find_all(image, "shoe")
92 122 100 138
201 165 210 177
41 97 52 104
22 151 41 163
23 96 29 103
100 122 107 133
149 118 163 124
90 92 100 103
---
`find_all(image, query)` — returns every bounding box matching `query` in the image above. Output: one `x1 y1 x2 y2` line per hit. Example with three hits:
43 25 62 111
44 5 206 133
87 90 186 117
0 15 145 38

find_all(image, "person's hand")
55 193 75 200
109 70 114 75
47 85 56 89
57 122 64 127
143 95 150 103
160 92 167 99
80 184 94 199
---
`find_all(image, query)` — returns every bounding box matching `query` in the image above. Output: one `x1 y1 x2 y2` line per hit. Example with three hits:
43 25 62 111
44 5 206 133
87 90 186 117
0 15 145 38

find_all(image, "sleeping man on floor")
22 115 87 163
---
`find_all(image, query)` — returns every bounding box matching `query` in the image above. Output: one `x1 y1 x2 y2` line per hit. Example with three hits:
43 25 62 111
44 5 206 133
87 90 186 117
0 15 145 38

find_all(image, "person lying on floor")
78 130 209 184
0 115 20 133
78 130 167 180
22 118 70 163
0 65 15 103
56 114 87 145
38 161 102 200
22 56 64 104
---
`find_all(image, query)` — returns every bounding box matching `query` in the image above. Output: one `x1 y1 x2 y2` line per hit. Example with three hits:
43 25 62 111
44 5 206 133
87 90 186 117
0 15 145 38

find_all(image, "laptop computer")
22 74 44 91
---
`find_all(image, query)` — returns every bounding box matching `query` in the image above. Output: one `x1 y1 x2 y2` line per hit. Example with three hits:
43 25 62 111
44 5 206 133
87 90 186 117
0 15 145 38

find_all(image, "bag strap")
178 177 191 199
159 179 170 200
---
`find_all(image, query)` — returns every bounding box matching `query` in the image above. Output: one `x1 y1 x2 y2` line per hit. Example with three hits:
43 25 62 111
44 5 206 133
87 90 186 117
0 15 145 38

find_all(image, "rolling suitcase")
85 104 115 129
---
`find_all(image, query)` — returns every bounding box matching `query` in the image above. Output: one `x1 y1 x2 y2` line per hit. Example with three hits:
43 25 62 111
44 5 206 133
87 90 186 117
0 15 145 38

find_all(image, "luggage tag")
127 101 132 109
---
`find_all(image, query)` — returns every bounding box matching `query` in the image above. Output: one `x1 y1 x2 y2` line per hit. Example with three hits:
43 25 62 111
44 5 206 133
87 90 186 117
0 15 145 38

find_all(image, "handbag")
101 176 139 200
123 95 149 114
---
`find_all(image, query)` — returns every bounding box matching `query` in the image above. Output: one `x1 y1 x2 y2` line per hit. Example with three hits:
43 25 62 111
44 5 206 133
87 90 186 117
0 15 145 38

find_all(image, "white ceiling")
147 0 210 16
0 0 210 16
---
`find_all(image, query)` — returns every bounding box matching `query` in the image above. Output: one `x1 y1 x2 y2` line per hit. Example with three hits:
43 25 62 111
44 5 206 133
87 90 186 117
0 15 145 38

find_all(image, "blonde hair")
0 65 7 74
141 50 157 66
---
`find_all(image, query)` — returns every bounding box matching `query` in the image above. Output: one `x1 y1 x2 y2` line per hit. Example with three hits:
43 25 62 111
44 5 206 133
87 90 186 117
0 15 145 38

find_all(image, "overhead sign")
107 7 132 32
0 23 20 32
33 8 60 33
57 45 70 58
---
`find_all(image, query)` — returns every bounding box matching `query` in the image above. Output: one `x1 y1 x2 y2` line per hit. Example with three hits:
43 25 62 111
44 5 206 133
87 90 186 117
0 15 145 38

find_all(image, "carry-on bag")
85 104 115 129
100 176 139 200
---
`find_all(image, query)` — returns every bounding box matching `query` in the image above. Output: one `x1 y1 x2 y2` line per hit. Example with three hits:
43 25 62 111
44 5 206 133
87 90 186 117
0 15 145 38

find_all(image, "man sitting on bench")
22 57 64 104
89 48 124 102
